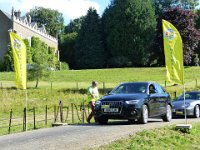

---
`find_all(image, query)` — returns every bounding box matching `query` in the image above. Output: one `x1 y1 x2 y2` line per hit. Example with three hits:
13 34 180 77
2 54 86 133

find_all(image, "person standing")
87 81 99 123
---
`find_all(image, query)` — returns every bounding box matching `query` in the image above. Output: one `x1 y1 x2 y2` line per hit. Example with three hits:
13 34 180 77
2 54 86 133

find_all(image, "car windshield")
177 93 200 100
110 83 148 94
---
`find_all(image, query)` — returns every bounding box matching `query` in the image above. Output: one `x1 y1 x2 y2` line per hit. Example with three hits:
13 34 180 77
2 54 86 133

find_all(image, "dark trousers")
87 101 95 122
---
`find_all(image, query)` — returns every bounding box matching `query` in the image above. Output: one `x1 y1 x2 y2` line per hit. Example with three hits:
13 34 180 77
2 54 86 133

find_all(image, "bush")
60 62 69 70
0 60 4 71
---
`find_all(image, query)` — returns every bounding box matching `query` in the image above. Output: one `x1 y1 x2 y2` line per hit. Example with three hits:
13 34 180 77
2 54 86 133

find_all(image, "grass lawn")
95 123 200 150
1 67 200 135
1 67 200 116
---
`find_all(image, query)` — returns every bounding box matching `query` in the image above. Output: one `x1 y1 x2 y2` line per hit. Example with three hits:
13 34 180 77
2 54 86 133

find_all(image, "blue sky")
0 0 111 24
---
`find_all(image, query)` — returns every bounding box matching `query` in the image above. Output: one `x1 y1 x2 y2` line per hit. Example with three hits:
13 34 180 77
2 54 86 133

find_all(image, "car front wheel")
162 104 172 122
194 105 200 118
139 105 148 124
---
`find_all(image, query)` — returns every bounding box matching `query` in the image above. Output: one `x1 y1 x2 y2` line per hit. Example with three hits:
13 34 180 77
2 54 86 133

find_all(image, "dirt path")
0 118 199 150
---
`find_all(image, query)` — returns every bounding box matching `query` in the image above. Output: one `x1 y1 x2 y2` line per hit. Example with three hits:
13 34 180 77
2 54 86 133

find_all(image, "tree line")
2 0 200 70
59 0 200 69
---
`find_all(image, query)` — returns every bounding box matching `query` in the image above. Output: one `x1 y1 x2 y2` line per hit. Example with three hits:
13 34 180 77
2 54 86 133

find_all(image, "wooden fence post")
71 103 74 124
23 108 26 131
65 106 69 122
33 107 36 129
174 92 177 99
82 103 85 123
45 105 47 126
54 105 56 123
60 101 63 123
8 109 12 134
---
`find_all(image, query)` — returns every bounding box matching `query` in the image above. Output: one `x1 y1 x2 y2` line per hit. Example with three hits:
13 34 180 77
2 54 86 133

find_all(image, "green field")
95 123 200 150
1 67 200 113
1 67 200 135
1 67 200 83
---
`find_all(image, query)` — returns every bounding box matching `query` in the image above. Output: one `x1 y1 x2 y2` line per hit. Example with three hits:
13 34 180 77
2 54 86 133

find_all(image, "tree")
75 8 105 69
179 0 199 9
151 0 176 16
28 37 52 88
59 17 84 69
151 8 200 66
23 39 32 64
103 0 156 67
2 47 13 71
151 0 199 17
28 7 64 37
59 32 77 68
64 17 85 34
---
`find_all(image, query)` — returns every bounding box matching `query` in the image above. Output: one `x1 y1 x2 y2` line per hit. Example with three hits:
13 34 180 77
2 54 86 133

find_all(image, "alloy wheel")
166 105 172 121
194 105 200 118
143 105 148 124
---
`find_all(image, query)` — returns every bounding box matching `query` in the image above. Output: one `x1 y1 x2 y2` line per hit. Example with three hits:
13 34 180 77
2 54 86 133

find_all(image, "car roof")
120 82 157 85
121 81 156 84
185 91 200 94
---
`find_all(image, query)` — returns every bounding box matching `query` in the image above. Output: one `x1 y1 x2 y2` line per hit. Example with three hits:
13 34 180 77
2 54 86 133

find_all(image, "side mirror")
107 91 111 95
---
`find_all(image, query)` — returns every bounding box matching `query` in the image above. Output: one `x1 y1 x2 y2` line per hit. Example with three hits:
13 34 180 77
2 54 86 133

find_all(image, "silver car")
172 91 200 118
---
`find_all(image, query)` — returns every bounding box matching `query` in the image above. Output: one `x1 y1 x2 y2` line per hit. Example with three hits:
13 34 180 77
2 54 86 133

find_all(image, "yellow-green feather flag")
9 32 27 89
162 19 184 85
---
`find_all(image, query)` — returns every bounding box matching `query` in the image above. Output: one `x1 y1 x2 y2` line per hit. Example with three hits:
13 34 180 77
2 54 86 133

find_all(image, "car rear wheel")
162 104 172 122
139 105 148 124
128 119 136 124
96 118 108 125
194 105 200 118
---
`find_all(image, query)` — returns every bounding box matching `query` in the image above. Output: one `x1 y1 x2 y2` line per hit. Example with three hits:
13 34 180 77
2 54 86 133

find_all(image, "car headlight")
185 103 190 108
95 101 101 105
125 100 140 105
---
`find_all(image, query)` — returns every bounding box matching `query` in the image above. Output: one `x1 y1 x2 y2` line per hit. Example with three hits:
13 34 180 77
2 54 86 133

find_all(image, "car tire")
139 105 148 124
162 104 172 122
96 118 108 125
128 119 136 124
194 105 200 118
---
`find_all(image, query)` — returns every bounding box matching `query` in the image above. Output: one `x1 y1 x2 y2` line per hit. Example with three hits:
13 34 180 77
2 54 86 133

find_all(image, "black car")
94 82 172 124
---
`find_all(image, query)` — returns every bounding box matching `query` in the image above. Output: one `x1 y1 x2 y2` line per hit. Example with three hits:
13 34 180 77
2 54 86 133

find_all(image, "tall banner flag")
9 32 27 89
162 19 184 85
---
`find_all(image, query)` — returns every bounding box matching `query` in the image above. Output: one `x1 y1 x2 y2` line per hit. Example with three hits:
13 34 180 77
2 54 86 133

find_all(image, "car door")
155 84 168 115
148 84 160 117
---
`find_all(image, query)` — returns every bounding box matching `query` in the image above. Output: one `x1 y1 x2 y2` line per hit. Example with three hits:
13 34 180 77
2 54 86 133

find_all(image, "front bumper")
94 105 141 120
172 108 194 116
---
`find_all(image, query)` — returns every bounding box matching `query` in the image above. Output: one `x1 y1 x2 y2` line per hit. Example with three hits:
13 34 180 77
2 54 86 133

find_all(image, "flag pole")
183 84 187 124
25 88 28 131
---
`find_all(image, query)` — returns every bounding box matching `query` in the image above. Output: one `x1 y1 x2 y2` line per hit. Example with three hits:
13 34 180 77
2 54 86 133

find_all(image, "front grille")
101 101 123 114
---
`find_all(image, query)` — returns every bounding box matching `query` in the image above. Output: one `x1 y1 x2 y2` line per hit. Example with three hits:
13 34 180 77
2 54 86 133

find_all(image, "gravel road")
0 118 199 150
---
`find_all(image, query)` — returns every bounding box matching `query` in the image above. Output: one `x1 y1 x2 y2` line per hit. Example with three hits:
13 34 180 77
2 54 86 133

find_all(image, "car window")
196 94 200 100
155 84 165 94
110 83 147 94
178 93 199 100
149 84 156 94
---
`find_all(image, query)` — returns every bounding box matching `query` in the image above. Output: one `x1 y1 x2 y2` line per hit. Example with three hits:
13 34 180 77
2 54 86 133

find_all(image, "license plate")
176 111 183 115
104 108 119 112
102 105 110 109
